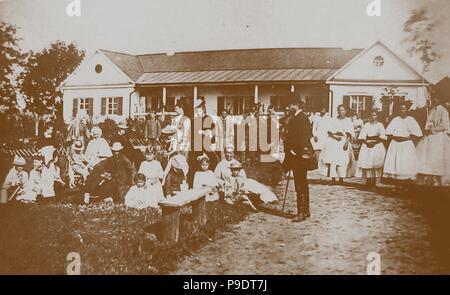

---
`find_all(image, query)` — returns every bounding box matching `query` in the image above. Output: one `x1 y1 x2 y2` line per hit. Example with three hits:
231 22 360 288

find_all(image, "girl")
138 147 165 201
193 154 220 202
319 105 356 183
163 154 189 197
383 103 423 188
125 173 163 209
356 111 387 187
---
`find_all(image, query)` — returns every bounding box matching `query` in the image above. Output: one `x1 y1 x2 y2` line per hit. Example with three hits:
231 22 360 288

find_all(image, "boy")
1 156 28 202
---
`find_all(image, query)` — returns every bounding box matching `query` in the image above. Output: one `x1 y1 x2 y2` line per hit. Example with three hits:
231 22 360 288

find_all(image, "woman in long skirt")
416 96 450 187
356 110 387 187
319 105 357 183
383 103 423 188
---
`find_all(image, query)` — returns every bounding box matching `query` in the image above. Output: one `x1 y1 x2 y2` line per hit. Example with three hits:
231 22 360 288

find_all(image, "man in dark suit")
283 100 315 222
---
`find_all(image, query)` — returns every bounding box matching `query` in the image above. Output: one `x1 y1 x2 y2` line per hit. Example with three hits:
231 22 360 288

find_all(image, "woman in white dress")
383 103 423 186
85 126 112 167
319 105 357 183
356 110 387 187
416 96 450 187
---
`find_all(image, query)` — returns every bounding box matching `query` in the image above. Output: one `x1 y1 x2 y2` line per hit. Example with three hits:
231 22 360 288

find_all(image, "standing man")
216 109 234 160
283 100 315 222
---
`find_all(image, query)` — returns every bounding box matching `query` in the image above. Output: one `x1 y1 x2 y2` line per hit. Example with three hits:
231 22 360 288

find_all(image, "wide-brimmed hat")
72 140 83 151
196 153 209 163
118 122 128 129
161 125 177 135
225 144 235 152
194 97 206 109
91 126 102 137
111 142 124 152
13 155 26 166
228 160 243 170
171 154 189 176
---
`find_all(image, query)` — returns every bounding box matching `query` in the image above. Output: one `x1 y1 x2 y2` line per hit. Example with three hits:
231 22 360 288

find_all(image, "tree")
0 22 25 107
18 41 85 135
403 8 439 75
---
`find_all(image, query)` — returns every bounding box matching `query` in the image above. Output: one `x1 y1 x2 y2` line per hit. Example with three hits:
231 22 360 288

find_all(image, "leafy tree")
18 41 85 135
0 22 25 107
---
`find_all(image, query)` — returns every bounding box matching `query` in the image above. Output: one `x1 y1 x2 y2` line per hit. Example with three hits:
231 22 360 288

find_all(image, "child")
125 173 163 209
68 140 90 188
163 154 189 197
223 160 257 210
138 147 165 201
193 154 220 202
1 156 28 202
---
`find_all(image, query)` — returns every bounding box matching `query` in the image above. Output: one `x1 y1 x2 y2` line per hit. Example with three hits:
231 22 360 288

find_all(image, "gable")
62 51 134 87
328 42 424 83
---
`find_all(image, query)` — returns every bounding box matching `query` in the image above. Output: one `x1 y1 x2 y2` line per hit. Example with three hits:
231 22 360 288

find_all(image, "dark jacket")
283 111 314 171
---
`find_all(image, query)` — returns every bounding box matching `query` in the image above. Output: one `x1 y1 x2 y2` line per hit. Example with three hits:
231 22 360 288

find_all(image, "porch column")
254 85 259 104
162 87 167 105
194 86 198 100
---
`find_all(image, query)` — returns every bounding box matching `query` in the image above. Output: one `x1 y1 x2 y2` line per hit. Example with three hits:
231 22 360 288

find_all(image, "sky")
1 0 449 83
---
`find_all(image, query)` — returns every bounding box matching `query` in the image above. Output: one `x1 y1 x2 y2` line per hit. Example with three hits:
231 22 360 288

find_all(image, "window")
95 64 103 73
101 97 123 116
145 97 163 112
343 95 373 117
270 96 298 112
373 56 384 67
218 96 254 115
72 97 93 117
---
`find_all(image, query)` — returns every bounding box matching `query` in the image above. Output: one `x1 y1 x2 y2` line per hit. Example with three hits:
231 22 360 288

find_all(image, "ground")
173 171 450 275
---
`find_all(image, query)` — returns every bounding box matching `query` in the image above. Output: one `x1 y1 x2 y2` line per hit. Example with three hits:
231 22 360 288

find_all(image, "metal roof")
136 68 337 85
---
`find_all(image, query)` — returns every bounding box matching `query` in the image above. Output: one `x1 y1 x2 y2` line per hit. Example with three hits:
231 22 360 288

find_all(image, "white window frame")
107 97 121 115
350 95 367 114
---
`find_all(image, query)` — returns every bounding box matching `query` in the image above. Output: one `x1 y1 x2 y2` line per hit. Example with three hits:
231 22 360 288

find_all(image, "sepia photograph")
0 0 449 277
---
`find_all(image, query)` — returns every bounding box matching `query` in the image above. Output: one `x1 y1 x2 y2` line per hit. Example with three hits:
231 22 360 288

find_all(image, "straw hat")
13 155 26 166
111 142 124 152
118 122 128 129
161 125 177 135
228 160 243 170
72 140 83 152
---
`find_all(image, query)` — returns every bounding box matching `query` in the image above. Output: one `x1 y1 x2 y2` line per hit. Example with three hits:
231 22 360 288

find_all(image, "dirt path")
173 180 446 274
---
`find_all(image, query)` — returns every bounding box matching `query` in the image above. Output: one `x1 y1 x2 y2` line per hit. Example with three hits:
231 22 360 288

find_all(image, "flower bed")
0 201 249 274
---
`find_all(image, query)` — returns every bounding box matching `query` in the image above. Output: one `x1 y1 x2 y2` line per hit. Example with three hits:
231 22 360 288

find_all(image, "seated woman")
193 154 220 202
163 154 189 197
85 126 112 167
125 173 164 209
1 155 28 202
138 147 165 201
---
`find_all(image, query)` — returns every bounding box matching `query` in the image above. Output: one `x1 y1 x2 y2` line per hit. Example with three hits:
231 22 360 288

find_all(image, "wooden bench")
158 189 209 243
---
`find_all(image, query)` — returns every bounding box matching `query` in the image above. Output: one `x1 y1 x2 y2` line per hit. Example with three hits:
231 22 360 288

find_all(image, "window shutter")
343 96 350 111
101 97 107 115
72 98 79 118
87 97 94 117
117 97 123 115
217 96 224 116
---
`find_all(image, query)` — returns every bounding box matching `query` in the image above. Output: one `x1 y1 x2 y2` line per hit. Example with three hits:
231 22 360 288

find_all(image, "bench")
158 189 209 243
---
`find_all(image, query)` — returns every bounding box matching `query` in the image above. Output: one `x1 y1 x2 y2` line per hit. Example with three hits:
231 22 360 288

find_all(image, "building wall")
329 84 429 117
62 86 137 123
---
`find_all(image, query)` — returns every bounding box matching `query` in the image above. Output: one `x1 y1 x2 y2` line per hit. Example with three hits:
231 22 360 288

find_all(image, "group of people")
1 99 278 211
311 96 450 189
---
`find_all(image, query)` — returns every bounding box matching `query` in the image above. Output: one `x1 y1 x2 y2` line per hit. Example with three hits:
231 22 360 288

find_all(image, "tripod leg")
281 171 291 214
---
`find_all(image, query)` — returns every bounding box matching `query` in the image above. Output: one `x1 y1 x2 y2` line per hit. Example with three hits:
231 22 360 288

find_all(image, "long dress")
311 115 330 151
383 116 423 180
416 105 450 186
319 117 357 178
138 160 165 200
356 122 387 179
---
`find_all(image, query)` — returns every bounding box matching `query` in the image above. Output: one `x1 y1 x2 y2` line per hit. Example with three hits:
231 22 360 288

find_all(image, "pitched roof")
99 47 363 84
